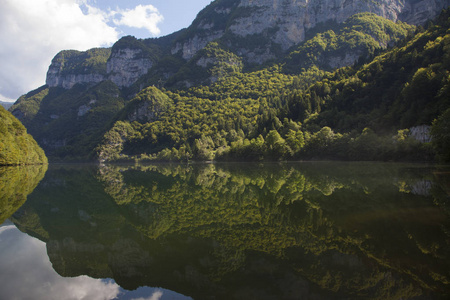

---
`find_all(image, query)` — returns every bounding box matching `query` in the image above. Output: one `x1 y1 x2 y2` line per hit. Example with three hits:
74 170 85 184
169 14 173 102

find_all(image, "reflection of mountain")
12 163 450 299
0 164 47 224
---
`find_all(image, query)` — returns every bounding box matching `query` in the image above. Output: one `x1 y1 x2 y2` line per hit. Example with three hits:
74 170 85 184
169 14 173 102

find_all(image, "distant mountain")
0 101 13 110
9 0 450 162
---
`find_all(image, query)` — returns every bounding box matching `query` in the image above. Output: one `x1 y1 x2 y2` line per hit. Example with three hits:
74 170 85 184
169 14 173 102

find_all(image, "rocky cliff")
44 0 450 90
10 0 450 161
46 37 160 90
171 0 450 63
106 48 154 88
46 48 110 89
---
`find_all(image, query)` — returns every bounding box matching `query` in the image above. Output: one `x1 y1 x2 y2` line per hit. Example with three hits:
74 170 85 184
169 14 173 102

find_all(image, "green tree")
431 108 450 162
265 130 288 159
285 129 305 155
0 106 47 165
193 135 215 160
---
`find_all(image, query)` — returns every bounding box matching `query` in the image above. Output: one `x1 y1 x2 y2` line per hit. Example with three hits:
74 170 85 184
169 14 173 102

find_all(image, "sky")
0 0 213 102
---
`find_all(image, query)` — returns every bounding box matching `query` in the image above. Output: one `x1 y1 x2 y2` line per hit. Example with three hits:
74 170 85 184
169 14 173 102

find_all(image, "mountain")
0 106 48 165
173 0 448 62
9 0 450 162
0 101 13 110
41 0 450 89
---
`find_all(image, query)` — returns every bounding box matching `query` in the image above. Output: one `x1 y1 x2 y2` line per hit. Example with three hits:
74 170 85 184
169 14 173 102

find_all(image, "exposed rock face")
44 0 450 89
77 105 91 117
41 138 67 149
410 180 432 196
326 52 361 69
45 48 110 89
400 0 450 24
410 125 431 143
172 0 450 63
230 0 405 50
106 48 154 88
171 31 225 60
46 46 155 90
194 42 244 83
233 0 450 48
127 101 159 123
235 47 276 64
196 54 242 69
46 72 106 89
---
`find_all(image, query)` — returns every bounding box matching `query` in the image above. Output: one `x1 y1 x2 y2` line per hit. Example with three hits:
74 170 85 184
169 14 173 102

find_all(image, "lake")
0 162 449 299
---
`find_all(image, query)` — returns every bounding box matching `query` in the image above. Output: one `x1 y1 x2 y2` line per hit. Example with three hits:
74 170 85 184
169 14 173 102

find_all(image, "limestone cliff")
44 0 449 90
172 0 450 63
46 48 110 89
106 45 155 88
46 36 160 90
229 0 406 49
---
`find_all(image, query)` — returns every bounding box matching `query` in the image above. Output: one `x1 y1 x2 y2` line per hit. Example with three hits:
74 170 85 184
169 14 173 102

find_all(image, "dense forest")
9 10 450 163
96 11 450 163
0 106 47 165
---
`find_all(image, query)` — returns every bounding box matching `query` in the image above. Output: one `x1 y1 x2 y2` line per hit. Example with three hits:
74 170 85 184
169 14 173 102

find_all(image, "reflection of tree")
95 162 450 297
0 164 47 224
11 163 450 299
98 166 150 205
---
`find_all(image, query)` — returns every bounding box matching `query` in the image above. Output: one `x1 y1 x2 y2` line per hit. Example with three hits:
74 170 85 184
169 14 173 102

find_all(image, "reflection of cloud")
130 289 163 300
0 224 15 235
120 286 192 300
0 224 120 300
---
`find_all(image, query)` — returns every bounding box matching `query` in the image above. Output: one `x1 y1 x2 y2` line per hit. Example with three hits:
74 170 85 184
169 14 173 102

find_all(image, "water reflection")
4 162 450 299
0 222 120 299
0 221 191 300
0 164 47 224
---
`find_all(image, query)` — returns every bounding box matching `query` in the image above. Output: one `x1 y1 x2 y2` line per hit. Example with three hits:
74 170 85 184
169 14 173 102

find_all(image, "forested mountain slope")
0 106 47 165
96 10 450 162
8 1 450 162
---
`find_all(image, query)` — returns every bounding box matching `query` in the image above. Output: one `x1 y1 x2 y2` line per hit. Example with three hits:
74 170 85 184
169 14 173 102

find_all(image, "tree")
193 135 215 160
265 130 287 159
431 108 450 162
312 127 335 148
285 129 305 155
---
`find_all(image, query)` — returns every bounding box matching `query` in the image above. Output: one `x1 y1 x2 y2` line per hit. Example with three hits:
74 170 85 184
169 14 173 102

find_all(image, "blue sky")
0 0 212 102
84 0 213 38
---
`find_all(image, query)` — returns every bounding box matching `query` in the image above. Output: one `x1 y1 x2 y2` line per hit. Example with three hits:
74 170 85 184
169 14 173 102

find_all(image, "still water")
0 162 449 299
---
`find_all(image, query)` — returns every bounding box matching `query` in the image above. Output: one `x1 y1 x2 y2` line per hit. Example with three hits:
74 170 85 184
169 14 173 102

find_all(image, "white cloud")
0 1 165 103
0 0 119 101
113 5 164 36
